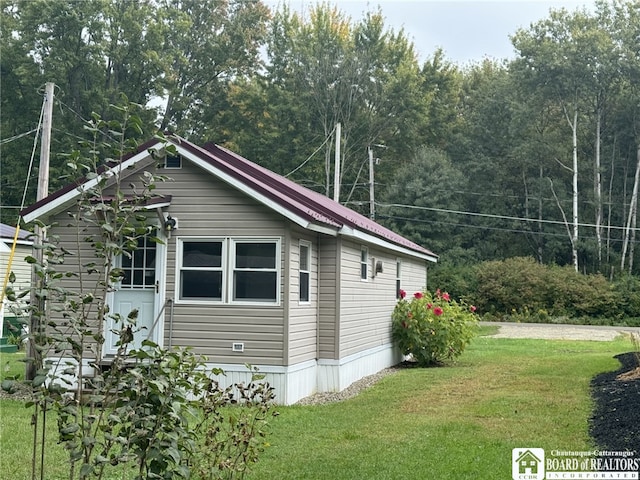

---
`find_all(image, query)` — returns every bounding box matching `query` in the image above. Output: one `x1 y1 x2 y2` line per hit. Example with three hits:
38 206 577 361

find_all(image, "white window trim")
176 237 226 304
230 238 281 305
360 246 369 282
396 258 402 298
175 236 281 306
299 240 311 304
163 154 183 169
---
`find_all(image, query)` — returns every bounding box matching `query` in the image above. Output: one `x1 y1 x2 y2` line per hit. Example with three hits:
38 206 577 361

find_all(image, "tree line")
2 0 639 277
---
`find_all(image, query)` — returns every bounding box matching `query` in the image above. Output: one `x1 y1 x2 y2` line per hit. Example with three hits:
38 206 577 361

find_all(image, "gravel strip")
296 366 401 406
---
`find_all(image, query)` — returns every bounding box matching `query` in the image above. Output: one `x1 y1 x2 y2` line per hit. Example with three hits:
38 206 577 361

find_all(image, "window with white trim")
232 240 278 302
360 246 368 281
163 154 182 169
179 240 224 301
299 241 311 303
177 238 280 304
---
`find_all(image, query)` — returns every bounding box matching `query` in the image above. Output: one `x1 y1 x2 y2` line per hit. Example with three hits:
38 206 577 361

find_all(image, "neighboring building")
0 223 33 348
21 135 437 404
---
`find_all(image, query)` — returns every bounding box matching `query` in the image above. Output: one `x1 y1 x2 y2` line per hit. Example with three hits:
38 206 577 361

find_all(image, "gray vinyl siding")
156 159 289 364
318 236 339 360
338 241 428 359
39 155 290 365
1 244 32 302
286 230 318 364
37 219 106 358
400 257 428 295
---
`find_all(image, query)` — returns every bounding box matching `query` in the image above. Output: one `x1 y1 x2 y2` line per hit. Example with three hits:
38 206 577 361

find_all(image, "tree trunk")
606 136 616 266
621 145 640 272
594 109 603 266
538 165 544 263
571 106 579 271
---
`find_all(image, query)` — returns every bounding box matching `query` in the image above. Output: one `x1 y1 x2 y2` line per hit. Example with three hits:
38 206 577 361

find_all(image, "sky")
265 0 595 65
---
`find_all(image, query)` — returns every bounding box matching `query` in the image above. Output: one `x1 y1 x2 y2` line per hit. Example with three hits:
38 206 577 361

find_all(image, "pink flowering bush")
392 289 479 366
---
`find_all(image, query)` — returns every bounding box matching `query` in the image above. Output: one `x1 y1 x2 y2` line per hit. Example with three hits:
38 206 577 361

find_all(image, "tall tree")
511 8 606 271
222 4 432 214
156 0 270 136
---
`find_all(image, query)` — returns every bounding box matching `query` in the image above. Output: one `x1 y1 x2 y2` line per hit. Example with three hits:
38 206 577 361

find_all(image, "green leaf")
1 379 16 393
32 374 47 387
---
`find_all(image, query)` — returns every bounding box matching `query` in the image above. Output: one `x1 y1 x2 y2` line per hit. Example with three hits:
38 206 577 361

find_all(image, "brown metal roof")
21 135 437 260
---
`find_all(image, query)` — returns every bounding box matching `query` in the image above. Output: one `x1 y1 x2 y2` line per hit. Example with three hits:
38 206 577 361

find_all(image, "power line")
378 202 638 232
0 129 38 145
284 126 335 178
377 213 639 245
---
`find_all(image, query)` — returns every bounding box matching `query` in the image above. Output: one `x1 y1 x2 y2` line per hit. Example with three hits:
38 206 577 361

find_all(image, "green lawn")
0 334 632 480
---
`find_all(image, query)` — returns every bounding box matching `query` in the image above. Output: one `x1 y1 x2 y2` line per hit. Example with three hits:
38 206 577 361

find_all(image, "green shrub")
473 257 618 320
391 289 479 366
427 264 478 302
613 275 640 318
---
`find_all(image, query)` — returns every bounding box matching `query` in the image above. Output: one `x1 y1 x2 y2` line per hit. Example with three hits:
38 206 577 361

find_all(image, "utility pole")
368 144 386 220
38 82 54 199
368 146 375 220
27 82 54 380
333 122 341 203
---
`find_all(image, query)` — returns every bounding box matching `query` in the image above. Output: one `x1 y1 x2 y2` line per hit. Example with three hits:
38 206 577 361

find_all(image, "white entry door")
106 233 164 355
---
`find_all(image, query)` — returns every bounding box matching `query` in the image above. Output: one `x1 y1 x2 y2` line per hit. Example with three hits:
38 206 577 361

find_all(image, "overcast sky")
265 0 595 65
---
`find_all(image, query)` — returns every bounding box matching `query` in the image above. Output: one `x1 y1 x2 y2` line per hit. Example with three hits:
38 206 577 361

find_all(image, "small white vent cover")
232 342 244 352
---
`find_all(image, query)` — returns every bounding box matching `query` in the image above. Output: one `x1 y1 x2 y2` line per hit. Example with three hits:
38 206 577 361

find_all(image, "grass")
1 351 26 381
0 335 632 480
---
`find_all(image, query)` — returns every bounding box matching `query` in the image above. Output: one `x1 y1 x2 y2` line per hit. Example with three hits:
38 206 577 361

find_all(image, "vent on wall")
232 342 244 353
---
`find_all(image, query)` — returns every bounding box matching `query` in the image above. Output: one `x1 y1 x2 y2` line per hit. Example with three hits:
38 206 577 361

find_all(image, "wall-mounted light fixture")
164 215 177 232
375 260 383 274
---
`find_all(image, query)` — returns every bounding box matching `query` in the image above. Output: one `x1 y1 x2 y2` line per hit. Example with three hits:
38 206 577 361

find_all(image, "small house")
21 135 437 404
1 223 33 350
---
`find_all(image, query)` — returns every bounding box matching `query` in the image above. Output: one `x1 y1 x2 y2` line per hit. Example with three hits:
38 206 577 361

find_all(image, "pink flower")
399 289 406 299
470 305 477 312
433 307 444 316
414 292 423 299
426 303 433 309
435 288 441 298
442 292 450 301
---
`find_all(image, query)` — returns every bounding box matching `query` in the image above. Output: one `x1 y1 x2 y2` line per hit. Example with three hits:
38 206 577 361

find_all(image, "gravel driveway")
482 321 640 341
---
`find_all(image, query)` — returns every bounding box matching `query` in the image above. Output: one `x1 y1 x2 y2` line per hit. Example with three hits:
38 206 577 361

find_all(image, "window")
163 154 182 169
396 259 402 298
360 246 368 281
179 240 224 300
299 241 311 303
120 234 156 289
232 241 278 302
177 237 280 304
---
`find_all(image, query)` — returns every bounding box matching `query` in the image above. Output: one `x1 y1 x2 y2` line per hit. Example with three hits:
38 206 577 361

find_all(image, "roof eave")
340 226 438 262
22 141 166 224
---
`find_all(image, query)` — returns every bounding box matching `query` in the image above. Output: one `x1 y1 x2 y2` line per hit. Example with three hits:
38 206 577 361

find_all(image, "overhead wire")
376 213 640 245
284 125 335 178
20 90 46 212
378 202 640 232
0 129 38 145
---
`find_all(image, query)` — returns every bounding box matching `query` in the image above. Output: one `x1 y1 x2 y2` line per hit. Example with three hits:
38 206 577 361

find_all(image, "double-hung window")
360 246 368 281
299 241 311 303
232 240 278 302
177 237 280 304
179 240 224 301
